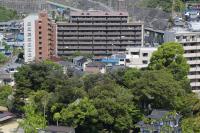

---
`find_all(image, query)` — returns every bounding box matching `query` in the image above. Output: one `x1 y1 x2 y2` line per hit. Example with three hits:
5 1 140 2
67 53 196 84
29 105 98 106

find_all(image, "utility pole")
171 0 175 18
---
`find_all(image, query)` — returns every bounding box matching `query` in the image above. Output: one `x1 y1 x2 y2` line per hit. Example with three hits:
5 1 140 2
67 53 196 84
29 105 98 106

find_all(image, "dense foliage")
0 85 12 106
12 42 200 132
0 52 8 65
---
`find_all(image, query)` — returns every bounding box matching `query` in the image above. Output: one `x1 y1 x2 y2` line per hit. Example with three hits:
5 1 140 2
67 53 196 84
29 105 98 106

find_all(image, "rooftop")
70 10 129 17
41 126 75 133
86 62 106 67
147 109 169 119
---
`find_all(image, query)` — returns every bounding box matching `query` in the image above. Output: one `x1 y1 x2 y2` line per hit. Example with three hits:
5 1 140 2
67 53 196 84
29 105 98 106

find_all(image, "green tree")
0 52 8 65
182 115 200 133
19 104 47 133
148 42 189 81
124 69 186 113
0 85 12 107
88 81 142 132
13 61 66 112
29 90 53 118
60 98 98 129
53 112 61 126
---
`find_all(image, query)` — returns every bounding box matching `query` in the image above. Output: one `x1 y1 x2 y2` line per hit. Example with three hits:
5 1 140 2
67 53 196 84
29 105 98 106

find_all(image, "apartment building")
165 22 200 92
24 11 56 63
35 11 57 62
24 14 38 63
0 0 48 13
57 10 144 57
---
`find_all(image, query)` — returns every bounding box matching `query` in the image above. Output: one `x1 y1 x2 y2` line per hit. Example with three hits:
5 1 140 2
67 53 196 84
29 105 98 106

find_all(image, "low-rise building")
125 47 157 68
84 62 106 74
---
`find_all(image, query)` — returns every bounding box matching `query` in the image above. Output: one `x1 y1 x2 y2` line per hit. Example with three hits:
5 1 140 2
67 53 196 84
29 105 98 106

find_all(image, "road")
87 0 113 11
46 0 81 11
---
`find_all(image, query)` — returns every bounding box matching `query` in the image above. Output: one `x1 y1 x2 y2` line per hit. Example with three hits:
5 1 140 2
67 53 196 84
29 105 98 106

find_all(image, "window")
39 32 42 35
131 52 139 55
39 42 42 45
28 38 31 41
27 22 31 26
143 53 148 57
28 27 31 31
126 59 130 63
39 47 42 50
143 60 148 64
39 52 42 55
39 37 42 39
39 26 42 29
28 48 32 52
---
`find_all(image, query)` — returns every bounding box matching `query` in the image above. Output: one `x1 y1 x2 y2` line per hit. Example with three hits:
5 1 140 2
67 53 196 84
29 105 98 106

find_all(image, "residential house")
84 62 106 74
137 109 182 133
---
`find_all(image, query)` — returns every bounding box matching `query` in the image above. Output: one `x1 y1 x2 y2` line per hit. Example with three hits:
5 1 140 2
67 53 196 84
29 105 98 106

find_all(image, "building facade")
35 11 57 62
0 0 49 13
24 14 38 63
24 12 56 63
57 10 144 57
165 28 200 92
125 47 157 68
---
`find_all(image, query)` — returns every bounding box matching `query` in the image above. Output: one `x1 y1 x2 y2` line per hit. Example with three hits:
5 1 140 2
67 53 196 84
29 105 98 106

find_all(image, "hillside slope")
0 6 18 22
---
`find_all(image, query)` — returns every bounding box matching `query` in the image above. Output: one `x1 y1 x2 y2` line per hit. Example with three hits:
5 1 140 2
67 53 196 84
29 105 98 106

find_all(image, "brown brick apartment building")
35 11 57 62
57 10 144 56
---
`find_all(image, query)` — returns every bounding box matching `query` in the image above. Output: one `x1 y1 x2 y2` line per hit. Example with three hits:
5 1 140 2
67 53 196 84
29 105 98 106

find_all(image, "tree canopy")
12 43 200 132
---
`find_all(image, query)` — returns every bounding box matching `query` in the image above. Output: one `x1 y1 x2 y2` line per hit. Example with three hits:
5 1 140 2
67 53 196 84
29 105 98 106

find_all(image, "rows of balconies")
57 50 109 55
57 27 142 31
57 36 141 41
58 31 141 36
57 46 127 50
57 41 141 46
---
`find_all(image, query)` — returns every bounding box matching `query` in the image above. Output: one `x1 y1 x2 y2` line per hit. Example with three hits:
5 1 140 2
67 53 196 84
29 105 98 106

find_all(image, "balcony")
190 67 200 72
188 75 200 79
184 53 200 58
187 60 200 65
184 46 200 50
190 82 200 87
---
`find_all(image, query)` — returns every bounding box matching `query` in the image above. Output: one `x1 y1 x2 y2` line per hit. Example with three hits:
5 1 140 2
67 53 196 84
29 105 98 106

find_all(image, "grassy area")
0 6 18 22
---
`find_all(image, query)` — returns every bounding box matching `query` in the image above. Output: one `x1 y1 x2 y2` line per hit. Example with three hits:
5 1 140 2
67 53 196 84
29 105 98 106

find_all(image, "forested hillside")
0 6 18 22
141 0 200 12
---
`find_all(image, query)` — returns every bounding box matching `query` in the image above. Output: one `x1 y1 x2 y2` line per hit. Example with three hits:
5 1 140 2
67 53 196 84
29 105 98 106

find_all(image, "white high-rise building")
165 21 200 93
24 14 38 63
